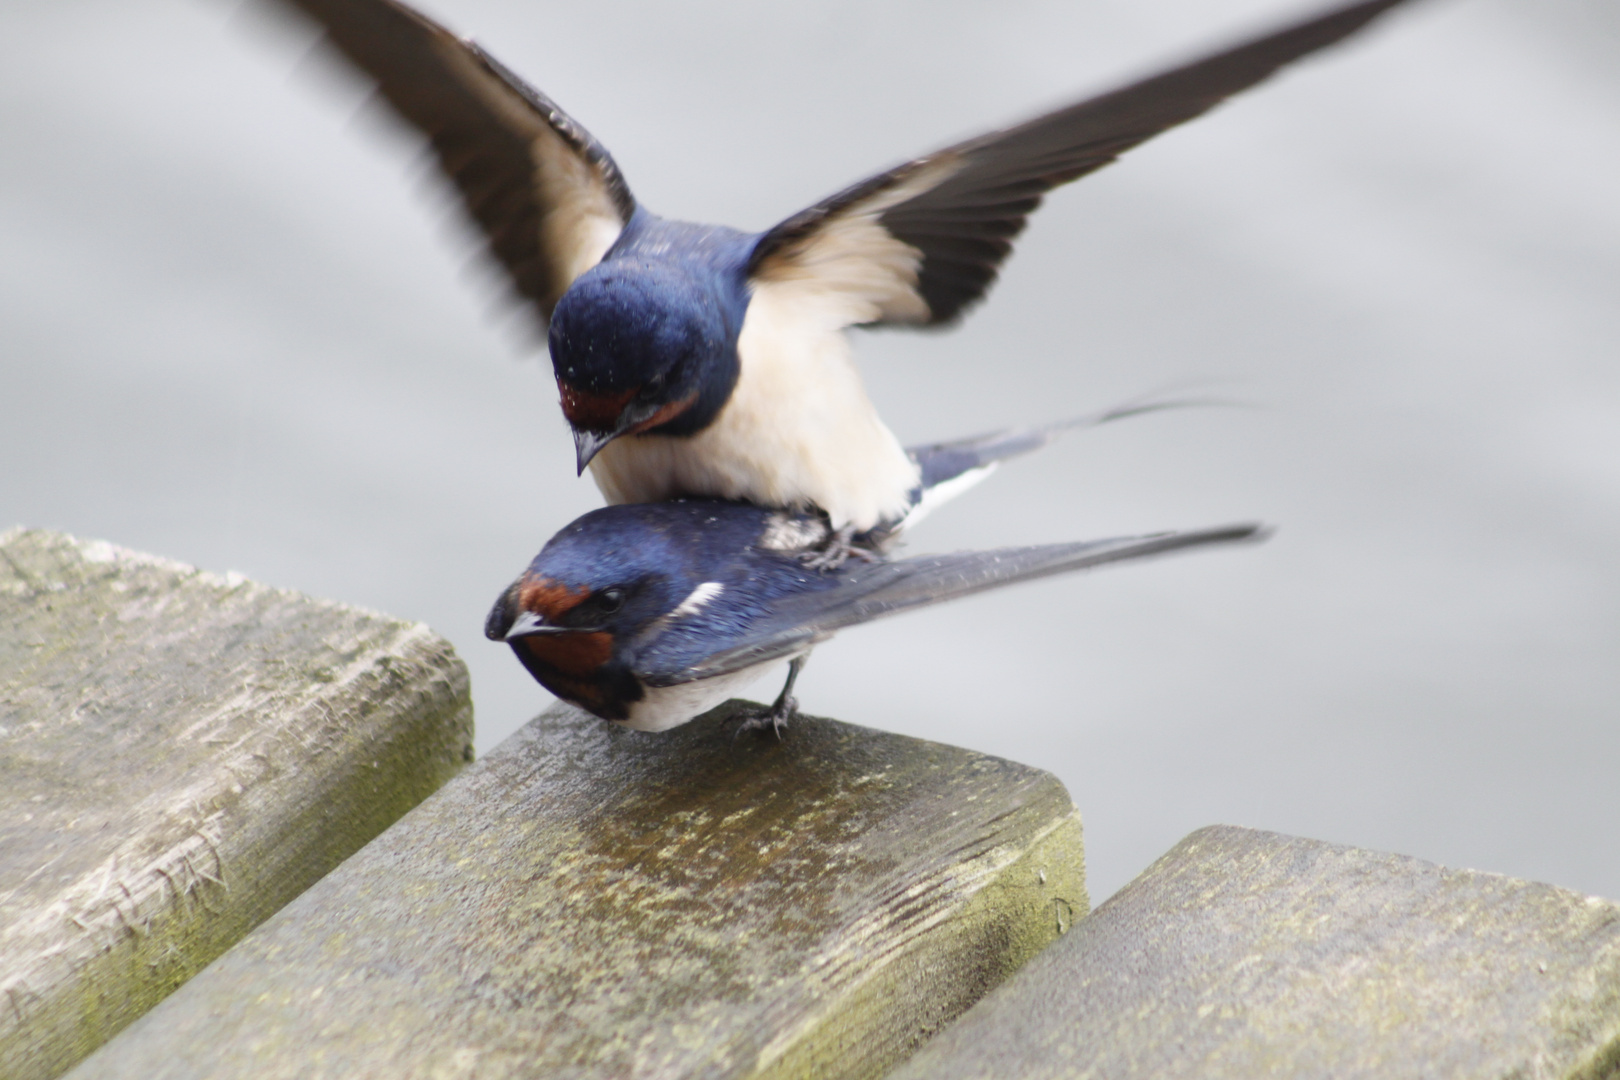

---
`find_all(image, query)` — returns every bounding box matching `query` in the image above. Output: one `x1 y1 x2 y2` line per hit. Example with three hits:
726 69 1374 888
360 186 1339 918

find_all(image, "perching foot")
731 655 808 741
732 694 799 741
799 525 881 572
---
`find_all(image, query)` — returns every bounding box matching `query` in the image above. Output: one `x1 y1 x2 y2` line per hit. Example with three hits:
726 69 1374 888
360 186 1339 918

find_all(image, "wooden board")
65 701 1086 1080
886 824 1620 1079
0 528 473 1080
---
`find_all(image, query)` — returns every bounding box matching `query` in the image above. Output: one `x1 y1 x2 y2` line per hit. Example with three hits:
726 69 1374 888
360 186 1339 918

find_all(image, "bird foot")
798 525 881 572
732 694 799 742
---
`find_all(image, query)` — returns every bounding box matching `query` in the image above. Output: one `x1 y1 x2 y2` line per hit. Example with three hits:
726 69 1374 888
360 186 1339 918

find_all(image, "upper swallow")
278 0 1415 534
484 414 1267 732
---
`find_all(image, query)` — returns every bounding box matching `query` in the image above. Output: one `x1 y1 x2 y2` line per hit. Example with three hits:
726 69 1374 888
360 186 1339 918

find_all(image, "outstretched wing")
284 0 636 326
642 523 1267 686
747 0 1411 328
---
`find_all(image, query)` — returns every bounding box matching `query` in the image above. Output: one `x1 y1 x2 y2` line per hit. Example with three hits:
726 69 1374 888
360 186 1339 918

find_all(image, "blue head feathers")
550 247 748 471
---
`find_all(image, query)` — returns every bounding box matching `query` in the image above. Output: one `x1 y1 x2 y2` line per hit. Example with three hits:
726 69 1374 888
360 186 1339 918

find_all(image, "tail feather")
897 395 1224 531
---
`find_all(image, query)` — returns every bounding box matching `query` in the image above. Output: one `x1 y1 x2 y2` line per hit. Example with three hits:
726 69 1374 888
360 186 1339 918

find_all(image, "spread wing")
283 0 636 327
640 523 1267 686
747 0 1411 328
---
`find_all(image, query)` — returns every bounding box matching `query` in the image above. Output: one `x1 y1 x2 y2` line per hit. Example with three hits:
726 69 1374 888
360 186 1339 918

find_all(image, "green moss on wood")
887 825 1620 1080
65 701 1085 1080
0 528 473 1080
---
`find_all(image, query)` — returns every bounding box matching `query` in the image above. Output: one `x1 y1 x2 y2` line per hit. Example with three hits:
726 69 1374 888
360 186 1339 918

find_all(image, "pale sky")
3 0 1617 902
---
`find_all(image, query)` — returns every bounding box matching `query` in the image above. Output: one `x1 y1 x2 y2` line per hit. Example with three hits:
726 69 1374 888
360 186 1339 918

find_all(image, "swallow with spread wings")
278 0 1412 563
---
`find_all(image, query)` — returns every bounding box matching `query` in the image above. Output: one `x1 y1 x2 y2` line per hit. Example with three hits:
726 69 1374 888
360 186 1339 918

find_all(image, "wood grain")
0 528 473 1080
888 824 1620 1080
66 700 1086 1080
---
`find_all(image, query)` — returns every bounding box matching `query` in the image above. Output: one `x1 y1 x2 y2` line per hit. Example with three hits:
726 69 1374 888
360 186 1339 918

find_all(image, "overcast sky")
3 0 1616 903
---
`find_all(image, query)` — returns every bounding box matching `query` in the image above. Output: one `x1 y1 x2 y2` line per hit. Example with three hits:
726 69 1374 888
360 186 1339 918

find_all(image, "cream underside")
587 159 972 530
592 286 934 533
617 656 791 733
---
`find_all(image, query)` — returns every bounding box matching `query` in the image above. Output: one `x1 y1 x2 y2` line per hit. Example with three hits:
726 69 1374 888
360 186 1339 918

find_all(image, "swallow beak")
487 587 570 642
573 427 615 475
573 400 669 475
501 609 562 641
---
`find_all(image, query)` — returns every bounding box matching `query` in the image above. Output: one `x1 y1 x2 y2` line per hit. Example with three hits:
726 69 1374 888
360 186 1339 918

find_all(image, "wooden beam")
887 824 1620 1079
65 701 1085 1080
0 528 473 1080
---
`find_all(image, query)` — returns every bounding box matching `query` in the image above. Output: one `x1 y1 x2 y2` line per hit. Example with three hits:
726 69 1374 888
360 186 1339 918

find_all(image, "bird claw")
798 526 881 572
732 694 799 742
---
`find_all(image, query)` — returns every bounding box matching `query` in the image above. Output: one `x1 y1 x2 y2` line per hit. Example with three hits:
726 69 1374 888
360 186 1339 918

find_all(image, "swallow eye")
597 588 626 614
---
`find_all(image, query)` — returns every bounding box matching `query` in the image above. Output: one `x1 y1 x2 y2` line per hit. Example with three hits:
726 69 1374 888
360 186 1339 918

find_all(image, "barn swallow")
485 415 1267 731
278 0 1415 547
485 498 1263 733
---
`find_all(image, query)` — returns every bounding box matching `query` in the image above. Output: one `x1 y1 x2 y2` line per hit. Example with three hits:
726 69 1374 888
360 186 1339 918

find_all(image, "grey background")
3 0 1615 904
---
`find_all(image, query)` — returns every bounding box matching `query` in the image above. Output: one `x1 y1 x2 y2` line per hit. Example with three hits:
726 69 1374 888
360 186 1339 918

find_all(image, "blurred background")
3 0 1616 904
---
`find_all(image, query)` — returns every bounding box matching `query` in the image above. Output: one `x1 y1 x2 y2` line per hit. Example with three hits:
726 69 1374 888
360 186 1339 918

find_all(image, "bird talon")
732 696 798 742
798 526 880 572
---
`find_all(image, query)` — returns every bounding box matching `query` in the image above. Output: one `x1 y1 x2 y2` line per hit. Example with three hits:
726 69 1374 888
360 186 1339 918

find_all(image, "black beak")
573 427 616 475
499 610 561 640
573 400 669 475
485 586 566 641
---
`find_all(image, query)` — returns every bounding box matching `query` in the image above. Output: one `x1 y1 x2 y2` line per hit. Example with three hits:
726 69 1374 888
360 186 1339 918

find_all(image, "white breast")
588 282 920 532
617 657 788 733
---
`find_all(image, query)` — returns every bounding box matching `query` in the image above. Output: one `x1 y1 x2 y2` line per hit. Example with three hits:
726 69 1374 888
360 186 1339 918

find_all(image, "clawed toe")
798 525 880 572
730 655 809 743
732 696 798 741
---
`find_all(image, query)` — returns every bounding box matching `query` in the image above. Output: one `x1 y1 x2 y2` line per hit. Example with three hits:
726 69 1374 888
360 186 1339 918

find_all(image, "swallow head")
485 570 647 722
550 257 743 474
485 505 719 720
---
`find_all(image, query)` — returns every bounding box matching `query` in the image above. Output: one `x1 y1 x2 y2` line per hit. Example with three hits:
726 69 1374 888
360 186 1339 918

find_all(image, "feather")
645 523 1267 684
282 0 634 328
749 0 1412 327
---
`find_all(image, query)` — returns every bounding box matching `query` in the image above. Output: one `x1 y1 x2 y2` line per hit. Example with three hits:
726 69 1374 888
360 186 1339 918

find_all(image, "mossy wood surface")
67 701 1086 1080
887 824 1620 1080
0 528 473 1080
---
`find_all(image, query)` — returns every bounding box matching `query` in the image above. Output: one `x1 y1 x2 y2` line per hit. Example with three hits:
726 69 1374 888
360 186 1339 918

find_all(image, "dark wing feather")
284 0 635 325
641 524 1267 686
749 0 1412 326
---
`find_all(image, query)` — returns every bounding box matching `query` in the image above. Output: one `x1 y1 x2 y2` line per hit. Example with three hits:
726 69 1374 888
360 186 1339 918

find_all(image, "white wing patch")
435 37 624 309
750 156 964 327
670 581 725 619
532 134 624 293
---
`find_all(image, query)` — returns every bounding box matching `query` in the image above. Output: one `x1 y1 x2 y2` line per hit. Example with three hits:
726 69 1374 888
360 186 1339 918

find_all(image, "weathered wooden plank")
885 824 1620 1080
65 701 1086 1080
0 528 473 1080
